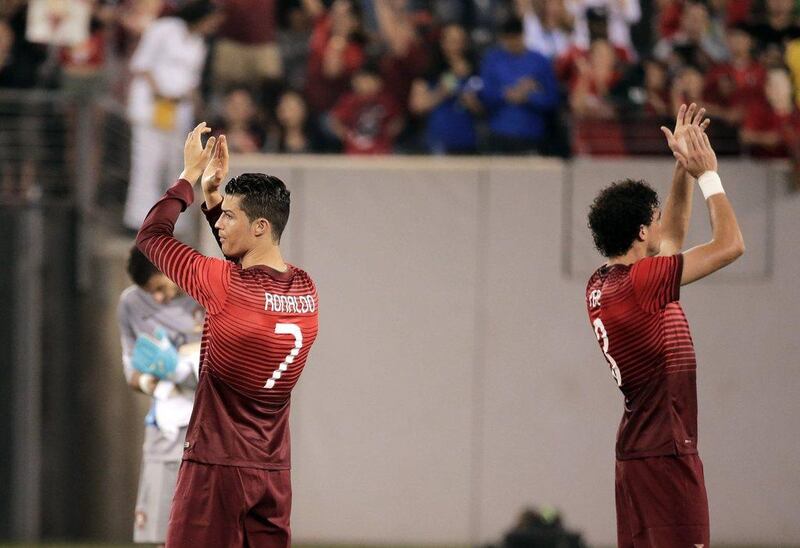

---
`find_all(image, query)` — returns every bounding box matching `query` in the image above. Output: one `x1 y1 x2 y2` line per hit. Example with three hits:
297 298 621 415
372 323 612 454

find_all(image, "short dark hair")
127 246 161 287
587 179 660 258
224 173 291 243
174 0 217 24
355 60 382 80
500 16 524 36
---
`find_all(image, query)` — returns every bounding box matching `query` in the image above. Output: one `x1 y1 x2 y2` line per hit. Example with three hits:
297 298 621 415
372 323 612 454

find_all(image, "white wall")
214 156 800 546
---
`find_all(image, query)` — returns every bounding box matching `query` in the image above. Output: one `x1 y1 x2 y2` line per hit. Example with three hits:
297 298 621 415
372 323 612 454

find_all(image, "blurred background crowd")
3 0 800 218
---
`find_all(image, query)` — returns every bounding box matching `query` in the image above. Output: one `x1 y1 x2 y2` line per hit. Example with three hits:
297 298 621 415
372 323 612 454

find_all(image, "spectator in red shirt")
569 38 625 119
740 67 800 158
374 0 431 114
656 0 683 40
212 0 282 91
570 38 627 155
704 23 766 125
303 0 366 114
555 9 630 87
330 64 404 154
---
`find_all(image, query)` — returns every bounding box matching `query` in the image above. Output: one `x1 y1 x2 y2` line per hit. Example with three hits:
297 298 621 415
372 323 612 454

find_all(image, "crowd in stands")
3 0 800 160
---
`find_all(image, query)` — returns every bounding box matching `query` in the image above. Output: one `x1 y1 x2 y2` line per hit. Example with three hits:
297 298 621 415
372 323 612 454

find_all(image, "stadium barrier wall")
13 155 796 545
199 155 797 546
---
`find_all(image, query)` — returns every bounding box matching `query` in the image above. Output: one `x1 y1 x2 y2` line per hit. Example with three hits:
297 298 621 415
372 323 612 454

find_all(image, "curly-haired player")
585 104 745 547
136 124 319 547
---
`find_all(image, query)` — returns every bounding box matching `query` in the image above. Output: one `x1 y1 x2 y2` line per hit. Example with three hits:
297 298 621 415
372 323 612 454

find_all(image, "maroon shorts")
166 460 292 548
615 454 710 548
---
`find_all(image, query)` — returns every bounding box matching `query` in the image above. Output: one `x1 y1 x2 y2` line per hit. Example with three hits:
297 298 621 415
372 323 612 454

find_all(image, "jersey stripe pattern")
137 180 319 469
586 255 699 460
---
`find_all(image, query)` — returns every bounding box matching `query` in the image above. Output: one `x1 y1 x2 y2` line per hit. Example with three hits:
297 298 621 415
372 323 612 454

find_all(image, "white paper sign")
26 0 91 46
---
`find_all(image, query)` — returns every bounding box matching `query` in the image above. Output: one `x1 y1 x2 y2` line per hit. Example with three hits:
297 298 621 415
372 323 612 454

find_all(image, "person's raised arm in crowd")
374 0 416 56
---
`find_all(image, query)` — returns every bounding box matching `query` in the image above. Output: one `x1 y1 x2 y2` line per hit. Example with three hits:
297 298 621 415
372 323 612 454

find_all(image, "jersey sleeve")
136 179 230 314
630 254 683 313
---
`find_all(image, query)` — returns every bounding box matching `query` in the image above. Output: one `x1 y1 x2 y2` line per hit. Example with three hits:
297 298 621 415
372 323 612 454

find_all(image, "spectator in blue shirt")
409 24 482 154
479 16 560 154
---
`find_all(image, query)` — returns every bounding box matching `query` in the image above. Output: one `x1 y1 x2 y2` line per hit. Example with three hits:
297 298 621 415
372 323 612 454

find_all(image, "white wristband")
698 171 724 200
138 373 156 395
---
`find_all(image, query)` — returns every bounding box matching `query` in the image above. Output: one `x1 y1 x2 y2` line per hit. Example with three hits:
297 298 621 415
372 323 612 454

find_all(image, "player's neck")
240 245 288 272
607 245 647 266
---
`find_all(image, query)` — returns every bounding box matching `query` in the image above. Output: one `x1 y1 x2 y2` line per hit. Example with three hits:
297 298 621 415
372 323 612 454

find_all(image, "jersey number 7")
265 323 303 389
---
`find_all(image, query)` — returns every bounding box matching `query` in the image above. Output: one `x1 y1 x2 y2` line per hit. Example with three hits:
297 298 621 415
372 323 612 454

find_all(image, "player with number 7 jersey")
136 125 318 547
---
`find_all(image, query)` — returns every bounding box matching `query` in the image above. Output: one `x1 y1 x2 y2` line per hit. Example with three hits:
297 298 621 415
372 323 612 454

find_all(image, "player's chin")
221 241 241 259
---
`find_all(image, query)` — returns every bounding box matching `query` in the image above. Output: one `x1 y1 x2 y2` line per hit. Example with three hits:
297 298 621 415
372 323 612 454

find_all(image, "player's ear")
252 218 270 237
637 224 647 242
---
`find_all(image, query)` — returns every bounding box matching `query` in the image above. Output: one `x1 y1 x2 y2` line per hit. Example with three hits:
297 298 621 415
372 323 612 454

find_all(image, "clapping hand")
660 103 710 165
180 122 216 185
672 124 718 178
201 134 228 207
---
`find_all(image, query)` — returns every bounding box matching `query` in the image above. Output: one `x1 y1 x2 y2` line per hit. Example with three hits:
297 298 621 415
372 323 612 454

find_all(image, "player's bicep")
178 253 230 313
144 237 230 313
680 242 734 285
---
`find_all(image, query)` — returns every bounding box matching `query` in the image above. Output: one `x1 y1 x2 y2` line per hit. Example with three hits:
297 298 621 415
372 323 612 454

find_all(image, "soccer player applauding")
585 104 744 547
136 124 319 547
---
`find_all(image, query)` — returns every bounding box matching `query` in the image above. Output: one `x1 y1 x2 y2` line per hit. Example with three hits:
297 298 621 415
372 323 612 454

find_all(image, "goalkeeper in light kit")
585 104 745 547
136 124 319 547
118 246 203 545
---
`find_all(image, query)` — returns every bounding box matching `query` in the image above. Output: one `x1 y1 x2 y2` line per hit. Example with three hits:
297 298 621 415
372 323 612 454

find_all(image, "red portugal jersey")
585 254 699 460
137 180 319 469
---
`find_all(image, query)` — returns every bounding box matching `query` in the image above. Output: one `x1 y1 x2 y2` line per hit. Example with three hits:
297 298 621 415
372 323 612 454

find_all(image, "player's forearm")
705 192 745 262
203 189 223 209
681 190 745 284
660 161 694 251
179 167 203 186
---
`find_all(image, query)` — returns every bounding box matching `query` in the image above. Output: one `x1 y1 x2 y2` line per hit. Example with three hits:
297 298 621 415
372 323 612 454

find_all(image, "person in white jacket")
118 246 204 546
123 1 222 232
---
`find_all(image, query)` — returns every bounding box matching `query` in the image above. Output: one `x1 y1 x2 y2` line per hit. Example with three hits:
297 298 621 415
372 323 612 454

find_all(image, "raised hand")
674 124 718 178
660 103 711 164
200 135 228 202
180 122 216 185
